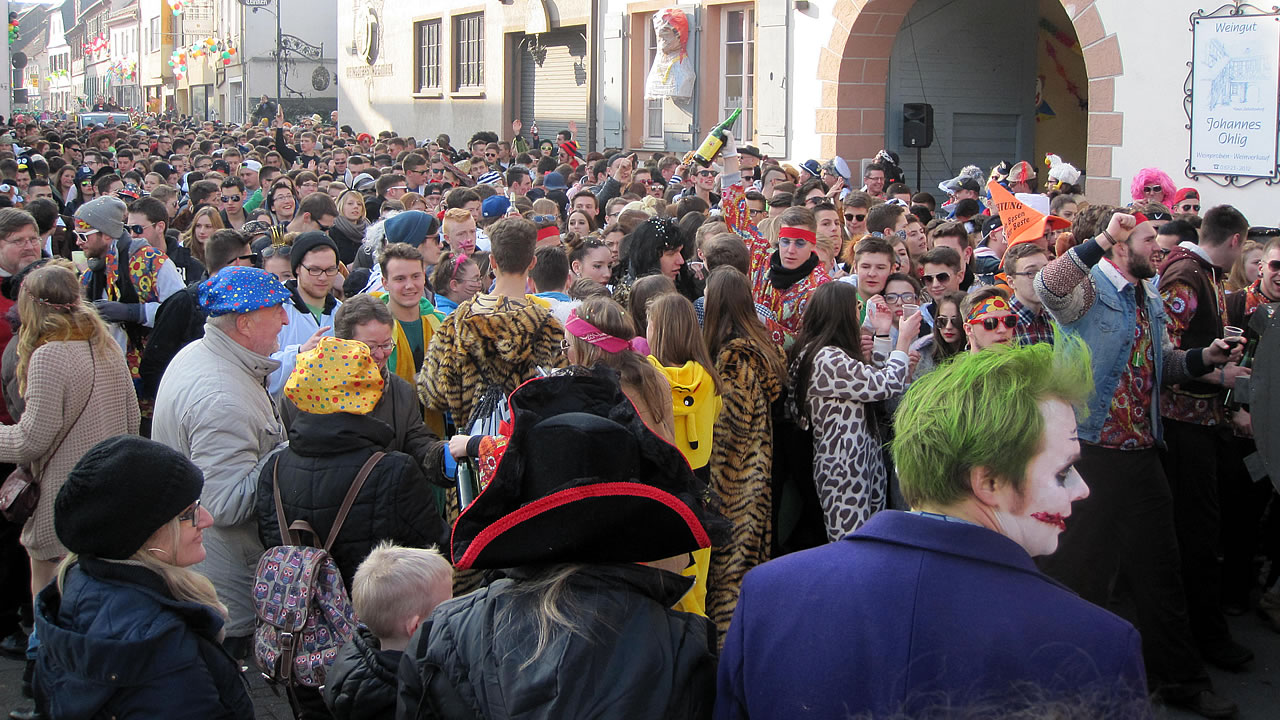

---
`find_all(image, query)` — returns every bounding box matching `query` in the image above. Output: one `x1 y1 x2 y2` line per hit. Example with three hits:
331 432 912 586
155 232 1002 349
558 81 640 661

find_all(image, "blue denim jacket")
1061 262 1170 445
1038 239 1176 447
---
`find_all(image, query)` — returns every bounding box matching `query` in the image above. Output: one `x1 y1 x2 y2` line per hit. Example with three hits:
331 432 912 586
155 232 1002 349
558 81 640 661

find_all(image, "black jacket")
280 371 448 486
139 282 207 399
35 557 255 720
257 412 448 587
165 236 208 285
324 626 401 720
396 563 717 720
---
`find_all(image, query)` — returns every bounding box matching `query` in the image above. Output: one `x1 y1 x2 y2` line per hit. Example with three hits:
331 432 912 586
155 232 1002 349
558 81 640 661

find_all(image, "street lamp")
241 0 281 118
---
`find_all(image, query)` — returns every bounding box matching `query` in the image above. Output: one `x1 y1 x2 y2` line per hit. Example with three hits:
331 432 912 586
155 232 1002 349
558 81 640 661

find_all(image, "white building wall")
1098 0 1275 224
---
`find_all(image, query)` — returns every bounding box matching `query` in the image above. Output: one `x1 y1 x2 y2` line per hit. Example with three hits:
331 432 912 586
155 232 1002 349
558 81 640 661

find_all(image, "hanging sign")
1188 13 1280 180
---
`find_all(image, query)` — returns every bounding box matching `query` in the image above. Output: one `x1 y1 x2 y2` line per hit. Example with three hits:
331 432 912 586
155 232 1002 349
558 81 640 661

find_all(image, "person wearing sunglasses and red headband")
714 132 831 347
961 288 1017 352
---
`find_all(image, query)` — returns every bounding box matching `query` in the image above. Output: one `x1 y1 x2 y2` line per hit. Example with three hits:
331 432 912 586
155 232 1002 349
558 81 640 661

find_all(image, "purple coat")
715 511 1150 719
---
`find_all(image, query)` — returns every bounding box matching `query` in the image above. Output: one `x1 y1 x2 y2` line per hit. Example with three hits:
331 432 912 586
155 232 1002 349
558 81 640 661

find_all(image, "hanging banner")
1189 13 1280 179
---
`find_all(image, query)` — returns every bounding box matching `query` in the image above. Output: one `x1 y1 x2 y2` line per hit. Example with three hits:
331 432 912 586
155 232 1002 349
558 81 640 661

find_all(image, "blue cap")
199 266 292 317
482 194 511 219
543 171 567 190
800 159 822 177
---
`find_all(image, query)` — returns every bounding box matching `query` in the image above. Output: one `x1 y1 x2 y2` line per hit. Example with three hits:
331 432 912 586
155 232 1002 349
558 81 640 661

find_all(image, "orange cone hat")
987 181 1071 249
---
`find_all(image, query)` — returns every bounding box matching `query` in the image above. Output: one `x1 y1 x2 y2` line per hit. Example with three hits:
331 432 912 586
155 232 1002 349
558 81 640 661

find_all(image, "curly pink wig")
1130 168 1176 205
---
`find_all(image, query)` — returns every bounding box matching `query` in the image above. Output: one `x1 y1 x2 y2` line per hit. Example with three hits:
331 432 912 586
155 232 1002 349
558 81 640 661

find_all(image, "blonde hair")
56 516 229 625
337 189 367 221
16 261 115 396
181 205 226 264
1226 239 1262 293
351 542 452 640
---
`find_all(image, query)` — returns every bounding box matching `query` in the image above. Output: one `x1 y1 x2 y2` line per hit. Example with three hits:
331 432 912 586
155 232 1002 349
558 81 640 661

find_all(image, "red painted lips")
1031 512 1067 531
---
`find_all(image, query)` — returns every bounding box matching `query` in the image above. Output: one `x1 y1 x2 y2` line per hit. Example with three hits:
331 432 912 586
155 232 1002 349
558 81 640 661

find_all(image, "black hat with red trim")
450 367 728 570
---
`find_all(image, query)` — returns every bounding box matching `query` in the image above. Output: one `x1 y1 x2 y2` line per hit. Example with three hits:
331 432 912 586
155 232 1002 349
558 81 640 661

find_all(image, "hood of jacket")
448 296 558 369
287 410 395 457
35 558 228 704
202 322 281 380
645 357 722 468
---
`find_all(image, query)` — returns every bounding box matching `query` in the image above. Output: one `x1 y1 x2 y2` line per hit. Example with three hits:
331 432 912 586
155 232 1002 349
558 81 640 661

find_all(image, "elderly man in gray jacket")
153 266 292 654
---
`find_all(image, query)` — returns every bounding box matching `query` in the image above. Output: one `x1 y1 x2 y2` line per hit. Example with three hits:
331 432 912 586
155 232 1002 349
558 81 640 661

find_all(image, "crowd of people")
0 107 1273 720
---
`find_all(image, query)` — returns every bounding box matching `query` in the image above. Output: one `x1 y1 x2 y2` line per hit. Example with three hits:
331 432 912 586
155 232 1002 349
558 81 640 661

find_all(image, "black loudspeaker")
903 103 934 148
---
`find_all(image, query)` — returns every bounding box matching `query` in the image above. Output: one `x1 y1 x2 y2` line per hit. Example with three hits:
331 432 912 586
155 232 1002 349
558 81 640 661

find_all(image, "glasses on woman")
1143 185 1163 194
178 499 202 528
884 292 917 305
935 315 962 330
970 315 1018 331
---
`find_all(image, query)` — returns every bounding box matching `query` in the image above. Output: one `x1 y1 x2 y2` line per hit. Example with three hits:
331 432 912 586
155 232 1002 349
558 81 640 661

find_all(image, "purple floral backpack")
252 452 384 689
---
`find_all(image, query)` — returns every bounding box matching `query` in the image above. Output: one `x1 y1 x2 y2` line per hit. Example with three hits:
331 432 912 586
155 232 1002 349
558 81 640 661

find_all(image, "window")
642 15 665 146
721 7 755 144
414 19 441 92
453 13 483 91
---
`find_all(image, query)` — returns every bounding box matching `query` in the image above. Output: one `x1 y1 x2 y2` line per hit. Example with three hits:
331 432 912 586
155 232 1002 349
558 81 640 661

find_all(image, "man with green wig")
715 340 1150 719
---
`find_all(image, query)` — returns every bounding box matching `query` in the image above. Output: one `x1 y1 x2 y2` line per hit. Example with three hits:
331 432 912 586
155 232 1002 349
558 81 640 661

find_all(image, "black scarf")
769 250 819 291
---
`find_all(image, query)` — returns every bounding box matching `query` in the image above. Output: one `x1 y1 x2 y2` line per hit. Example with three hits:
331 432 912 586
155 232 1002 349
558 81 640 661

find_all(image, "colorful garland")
168 37 238 80
1039 19 1087 112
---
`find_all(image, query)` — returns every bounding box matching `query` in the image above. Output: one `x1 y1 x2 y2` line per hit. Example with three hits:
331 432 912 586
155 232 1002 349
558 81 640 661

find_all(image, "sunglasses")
970 314 1018 330
221 195 242 203
178 499 202 527
1143 185 1163 193
696 170 716 177
125 223 156 235
935 315 962 330
532 214 558 224
1179 204 1200 212
922 271 952 285
1267 259 1280 273
778 237 810 248
845 213 866 222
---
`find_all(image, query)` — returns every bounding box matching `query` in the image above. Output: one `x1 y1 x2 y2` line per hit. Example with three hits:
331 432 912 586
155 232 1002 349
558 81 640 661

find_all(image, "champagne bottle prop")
1223 338 1256 409
686 108 742 167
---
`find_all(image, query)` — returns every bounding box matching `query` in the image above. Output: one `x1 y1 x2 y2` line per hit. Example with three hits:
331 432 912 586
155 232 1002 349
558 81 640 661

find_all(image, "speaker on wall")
903 103 934 148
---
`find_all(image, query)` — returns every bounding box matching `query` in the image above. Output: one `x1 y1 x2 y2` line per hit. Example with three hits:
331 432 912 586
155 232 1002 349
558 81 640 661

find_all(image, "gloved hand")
93 300 145 324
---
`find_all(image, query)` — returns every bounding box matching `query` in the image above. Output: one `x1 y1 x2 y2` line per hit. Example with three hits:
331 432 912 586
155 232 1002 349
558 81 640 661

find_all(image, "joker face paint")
993 399 1088 557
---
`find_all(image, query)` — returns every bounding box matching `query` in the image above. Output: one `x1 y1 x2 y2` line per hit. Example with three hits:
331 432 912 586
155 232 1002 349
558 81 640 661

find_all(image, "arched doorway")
817 0 1122 203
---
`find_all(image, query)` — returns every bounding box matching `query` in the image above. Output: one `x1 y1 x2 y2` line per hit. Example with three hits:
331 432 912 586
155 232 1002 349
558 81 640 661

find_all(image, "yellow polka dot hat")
285 337 384 415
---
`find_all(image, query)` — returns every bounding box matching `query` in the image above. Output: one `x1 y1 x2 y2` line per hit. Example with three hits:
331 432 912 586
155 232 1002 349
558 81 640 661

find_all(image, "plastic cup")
902 303 920 316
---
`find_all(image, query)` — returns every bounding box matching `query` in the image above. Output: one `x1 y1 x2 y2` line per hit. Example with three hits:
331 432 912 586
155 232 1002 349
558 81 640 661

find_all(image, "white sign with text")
1190 14 1280 178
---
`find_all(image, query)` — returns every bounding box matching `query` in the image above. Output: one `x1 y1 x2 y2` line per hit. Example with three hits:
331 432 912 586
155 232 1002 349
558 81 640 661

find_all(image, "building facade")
217 0 338 124
337 0 1277 223
337 0 597 146
106 0 142 110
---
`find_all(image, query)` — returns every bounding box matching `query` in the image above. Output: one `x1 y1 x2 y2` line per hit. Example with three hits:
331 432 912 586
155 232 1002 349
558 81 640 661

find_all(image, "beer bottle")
690 108 742 167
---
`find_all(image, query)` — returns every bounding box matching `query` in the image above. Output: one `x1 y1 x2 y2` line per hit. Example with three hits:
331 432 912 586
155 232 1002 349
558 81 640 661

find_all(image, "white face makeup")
992 399 1088 557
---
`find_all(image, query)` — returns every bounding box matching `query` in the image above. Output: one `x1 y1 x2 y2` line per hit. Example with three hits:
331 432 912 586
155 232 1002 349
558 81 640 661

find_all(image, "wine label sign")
1188 14 1280 179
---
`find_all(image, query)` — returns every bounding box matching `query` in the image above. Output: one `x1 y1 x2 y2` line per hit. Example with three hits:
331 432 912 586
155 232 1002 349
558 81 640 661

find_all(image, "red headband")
1132 212 1149 225
778 226 816 242
537 226 561 243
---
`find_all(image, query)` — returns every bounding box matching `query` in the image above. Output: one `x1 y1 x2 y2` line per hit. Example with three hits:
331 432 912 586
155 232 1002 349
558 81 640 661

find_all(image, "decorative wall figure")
645 8 695 100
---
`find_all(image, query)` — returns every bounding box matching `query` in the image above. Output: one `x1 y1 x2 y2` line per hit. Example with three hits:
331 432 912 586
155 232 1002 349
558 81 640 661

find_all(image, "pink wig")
1130 168 1176 205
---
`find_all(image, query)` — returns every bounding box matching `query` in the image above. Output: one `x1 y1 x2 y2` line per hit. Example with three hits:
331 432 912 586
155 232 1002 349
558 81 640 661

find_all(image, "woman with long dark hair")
789 281 919 541
701 267 786 638
910 290 968 381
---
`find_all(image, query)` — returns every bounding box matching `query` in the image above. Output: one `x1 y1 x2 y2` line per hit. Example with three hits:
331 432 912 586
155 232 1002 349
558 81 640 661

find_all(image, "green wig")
892 334 1093 509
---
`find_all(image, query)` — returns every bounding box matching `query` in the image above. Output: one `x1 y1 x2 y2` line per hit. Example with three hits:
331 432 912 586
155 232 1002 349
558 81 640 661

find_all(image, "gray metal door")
519 27 590 150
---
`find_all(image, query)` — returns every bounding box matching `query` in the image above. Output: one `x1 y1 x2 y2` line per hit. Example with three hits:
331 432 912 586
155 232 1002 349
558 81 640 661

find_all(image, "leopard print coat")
706 338 785 640
418 295 564 594
804 345 909 541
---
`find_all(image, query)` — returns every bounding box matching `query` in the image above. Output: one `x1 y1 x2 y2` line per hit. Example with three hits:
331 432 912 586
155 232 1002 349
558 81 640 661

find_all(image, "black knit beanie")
289 231 340 275
55 435 205 560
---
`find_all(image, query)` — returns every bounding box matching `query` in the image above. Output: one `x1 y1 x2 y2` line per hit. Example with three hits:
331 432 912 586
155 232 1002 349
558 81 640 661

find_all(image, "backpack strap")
271 456 300 545
324 452 384 552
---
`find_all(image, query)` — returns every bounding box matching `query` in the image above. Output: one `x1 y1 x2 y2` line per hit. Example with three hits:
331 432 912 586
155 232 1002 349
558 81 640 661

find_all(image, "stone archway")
816 0 1124 203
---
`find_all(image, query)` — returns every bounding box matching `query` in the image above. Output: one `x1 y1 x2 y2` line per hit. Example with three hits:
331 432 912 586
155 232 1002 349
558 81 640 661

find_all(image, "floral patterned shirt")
1160 278 1227 426
1096 290 1156 450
